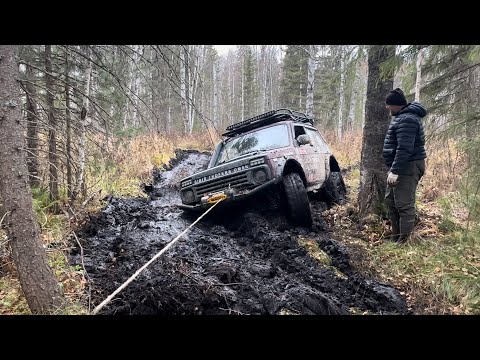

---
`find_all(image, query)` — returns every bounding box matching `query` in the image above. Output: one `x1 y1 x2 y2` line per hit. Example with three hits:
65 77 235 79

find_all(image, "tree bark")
361 57 368 129
231 57 235 122
213 55 218 125
74 46 92 201
45 45 60 213
348 55 362 131
131 45 140 127
25 63 39 187
358 45 395 221
188 45 201 134
415 48 424 102
0 45 64 314
337 46 345 140
306 45 317 117
180 46 188 134
241 47 245 120
64 48 73 201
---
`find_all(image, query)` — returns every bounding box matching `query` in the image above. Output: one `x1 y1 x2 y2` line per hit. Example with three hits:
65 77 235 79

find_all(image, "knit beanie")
385 88 407 106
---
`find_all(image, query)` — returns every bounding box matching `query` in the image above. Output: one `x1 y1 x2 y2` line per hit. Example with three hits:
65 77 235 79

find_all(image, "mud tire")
323 171 347 206
282 173 313 227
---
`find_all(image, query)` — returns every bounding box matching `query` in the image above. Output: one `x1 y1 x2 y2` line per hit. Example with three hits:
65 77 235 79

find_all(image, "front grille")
194 171 251 197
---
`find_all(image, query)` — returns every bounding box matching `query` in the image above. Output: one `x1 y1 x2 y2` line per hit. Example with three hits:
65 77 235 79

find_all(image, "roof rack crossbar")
223 108 314 137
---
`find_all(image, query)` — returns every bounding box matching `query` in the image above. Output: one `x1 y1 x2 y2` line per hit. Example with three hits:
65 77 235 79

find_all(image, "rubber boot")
388 208 400 242
398 214 416 243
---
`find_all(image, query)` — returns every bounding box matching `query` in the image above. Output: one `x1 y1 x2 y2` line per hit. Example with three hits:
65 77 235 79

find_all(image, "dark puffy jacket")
383 102 427 175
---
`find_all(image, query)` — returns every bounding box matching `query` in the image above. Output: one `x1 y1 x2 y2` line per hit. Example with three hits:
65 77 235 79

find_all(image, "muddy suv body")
178 109 345 226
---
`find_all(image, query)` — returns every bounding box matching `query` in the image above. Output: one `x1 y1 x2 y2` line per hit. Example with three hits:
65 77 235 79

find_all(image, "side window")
294 125 306 139
305 128 331 153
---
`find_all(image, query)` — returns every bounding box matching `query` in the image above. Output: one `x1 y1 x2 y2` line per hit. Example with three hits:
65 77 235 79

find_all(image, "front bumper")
178 176 281 211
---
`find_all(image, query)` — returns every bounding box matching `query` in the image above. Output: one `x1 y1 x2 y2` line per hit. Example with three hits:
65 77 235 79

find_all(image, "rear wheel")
323 171 347 206
282 173 313 227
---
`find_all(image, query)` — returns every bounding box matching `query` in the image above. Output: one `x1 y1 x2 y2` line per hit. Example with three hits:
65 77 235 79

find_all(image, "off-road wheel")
323 171 347 206
282 173 313 227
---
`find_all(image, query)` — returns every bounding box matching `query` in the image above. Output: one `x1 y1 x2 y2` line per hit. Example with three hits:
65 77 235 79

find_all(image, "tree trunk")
74 46 92 201
213 56 218 125
231 58 235 122
347 58 361 132
299 67 303 110
25 63 39 187
64 48 73 201
337 47 345 140
131 45 140 128
306 45 317 117
0 45 64 314
45 45 60 213
180 46 188 134
361 57 368 129
167 50 174 133
269 47 274 109
123 49 134 129
358 45 395 221
260 46 266 113
241 48 244 120
167 85 171 133
188 45 200 135
186 45 193 134
415 48 424 102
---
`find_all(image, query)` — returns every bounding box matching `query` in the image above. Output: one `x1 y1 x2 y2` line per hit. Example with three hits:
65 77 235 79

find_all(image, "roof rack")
222 108 314 137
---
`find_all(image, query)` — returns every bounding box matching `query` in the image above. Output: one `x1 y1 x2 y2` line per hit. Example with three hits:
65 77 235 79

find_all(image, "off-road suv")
178 109 346 226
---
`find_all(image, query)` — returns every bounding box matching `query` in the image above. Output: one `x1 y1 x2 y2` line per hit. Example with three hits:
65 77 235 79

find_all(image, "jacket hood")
398 102 427 118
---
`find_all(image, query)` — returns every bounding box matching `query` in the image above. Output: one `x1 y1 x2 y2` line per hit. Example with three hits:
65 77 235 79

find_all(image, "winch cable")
91 198 225 315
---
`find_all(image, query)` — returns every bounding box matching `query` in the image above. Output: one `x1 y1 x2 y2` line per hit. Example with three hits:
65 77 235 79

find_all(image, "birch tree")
306 45 318 117
415 47 424 102
347 49 363 131
337 46 345 140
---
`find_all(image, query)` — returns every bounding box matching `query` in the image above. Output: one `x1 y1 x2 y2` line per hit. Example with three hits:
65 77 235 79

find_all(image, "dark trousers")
385 159 425 240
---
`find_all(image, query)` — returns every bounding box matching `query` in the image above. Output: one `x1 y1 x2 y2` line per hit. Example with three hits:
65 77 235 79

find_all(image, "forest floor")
2 145 477 315
70 149 409 315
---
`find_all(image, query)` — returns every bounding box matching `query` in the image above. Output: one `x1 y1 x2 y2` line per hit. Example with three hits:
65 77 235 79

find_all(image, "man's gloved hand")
387 172 399 186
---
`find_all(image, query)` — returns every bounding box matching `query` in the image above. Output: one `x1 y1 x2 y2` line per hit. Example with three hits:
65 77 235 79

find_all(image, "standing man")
383 88 427 243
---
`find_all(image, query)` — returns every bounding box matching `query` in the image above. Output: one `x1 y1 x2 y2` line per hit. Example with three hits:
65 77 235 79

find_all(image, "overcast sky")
214 45 236 56
214 45 286 60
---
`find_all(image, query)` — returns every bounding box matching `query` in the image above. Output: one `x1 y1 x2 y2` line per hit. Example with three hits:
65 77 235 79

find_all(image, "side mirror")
297 134 312 146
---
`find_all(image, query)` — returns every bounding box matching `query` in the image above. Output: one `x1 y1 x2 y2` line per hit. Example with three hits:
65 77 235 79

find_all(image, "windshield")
216 124 290 165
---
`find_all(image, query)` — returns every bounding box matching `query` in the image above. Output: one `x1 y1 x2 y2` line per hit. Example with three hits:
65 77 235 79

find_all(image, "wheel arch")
282 159 307 186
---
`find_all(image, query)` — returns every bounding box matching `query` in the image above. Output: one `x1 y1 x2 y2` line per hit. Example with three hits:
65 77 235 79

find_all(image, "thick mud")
72 150 408 315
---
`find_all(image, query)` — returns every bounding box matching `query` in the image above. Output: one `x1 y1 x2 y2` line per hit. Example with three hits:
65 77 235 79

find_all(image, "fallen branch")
82 189 102 207
72 231 92 312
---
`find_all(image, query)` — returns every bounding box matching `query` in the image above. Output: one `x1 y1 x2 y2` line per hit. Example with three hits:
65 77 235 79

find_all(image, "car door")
293 124 321 186
304 127 331 184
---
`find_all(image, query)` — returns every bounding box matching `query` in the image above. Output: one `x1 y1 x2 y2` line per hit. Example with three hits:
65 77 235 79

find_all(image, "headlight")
181 189 195 203
181 179 192 188
250 158 265 167
254 169 268 184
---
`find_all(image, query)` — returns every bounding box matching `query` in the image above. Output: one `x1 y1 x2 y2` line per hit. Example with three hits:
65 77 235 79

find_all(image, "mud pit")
72 150 408 315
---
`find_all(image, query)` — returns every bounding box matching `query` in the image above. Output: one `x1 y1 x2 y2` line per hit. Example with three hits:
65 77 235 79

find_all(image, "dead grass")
87 131 216 199
323 133 479 314
323 130 362 168
2 128 476 315
0 130 213 315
